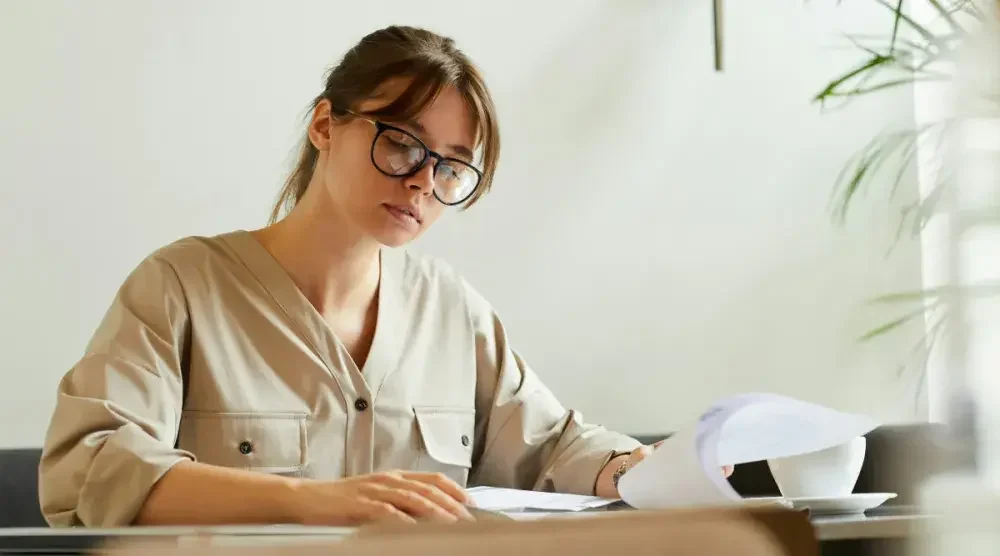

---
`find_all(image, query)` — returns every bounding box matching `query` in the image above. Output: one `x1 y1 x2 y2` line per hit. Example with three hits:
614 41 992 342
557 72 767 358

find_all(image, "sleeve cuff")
76 423 195 527
538 425 642 496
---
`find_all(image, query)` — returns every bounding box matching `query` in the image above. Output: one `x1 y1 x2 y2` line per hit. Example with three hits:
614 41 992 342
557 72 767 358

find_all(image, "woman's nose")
405 159 436 195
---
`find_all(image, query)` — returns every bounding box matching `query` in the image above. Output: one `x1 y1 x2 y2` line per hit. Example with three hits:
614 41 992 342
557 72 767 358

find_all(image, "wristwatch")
610 451 633 491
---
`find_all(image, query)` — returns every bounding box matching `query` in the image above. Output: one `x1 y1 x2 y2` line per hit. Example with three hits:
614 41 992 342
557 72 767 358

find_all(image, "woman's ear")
307 99 334 151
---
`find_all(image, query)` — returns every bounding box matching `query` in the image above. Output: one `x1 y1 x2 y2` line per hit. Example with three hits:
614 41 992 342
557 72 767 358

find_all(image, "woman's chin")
371 226 420 248
364 211 425 248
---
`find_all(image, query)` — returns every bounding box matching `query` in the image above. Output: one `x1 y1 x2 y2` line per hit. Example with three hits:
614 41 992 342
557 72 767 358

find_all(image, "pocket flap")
179 411 307 473
413 406 475 468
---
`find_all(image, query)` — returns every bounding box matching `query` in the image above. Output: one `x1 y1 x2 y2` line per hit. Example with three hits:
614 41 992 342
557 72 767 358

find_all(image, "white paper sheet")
617 393 880 510
713 393 880 464
617 424 738 508
466 486 618 512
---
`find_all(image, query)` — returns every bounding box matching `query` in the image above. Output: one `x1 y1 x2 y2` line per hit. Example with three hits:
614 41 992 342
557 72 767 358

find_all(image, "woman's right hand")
289 471 475 526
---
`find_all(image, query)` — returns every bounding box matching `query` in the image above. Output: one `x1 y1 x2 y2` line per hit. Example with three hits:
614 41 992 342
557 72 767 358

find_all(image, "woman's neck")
252 199 380 316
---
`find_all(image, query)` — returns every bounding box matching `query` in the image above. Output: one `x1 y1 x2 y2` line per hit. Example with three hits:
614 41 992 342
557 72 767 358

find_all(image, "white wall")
0 0 925 448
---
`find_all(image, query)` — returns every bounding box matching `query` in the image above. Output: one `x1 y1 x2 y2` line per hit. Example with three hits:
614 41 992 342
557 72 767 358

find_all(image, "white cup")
766 436 866 499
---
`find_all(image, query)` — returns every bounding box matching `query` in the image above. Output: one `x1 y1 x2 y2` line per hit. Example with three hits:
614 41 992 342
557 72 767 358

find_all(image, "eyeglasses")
345 111 483 206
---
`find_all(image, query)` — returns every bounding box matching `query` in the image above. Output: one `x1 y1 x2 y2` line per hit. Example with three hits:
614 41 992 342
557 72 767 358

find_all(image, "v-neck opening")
340 249 384 376
220 230 404 401
357 247 403 400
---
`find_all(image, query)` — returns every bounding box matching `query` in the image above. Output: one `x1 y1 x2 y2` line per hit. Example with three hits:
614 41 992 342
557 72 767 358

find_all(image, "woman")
38 25 728 528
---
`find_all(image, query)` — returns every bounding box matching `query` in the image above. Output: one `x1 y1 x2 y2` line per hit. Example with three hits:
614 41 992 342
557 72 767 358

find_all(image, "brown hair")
269 25 500 224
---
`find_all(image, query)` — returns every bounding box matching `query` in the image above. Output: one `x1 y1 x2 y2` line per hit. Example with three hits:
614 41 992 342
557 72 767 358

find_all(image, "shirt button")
354 398 369 412
238 441 253 455
461 435 470 447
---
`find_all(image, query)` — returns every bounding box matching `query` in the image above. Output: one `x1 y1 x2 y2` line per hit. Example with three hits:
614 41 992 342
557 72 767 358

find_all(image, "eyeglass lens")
372 127 479 205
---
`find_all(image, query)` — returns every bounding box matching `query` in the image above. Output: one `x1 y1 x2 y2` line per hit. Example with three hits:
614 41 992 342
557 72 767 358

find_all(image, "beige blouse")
38 230 640 527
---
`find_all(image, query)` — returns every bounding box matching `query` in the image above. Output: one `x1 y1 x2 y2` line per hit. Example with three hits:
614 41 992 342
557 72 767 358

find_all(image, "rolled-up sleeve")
39 255 195 527
463 280 641 495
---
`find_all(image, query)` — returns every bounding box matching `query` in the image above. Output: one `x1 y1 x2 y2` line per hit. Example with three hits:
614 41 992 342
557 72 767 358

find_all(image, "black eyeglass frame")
342 110 483 206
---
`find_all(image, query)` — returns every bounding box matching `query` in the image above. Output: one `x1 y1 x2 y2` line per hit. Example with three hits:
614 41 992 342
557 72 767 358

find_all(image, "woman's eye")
387 137 409 150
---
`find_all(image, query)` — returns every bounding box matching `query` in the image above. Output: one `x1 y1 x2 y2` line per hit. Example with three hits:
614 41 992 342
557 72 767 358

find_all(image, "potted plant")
814 0 999 416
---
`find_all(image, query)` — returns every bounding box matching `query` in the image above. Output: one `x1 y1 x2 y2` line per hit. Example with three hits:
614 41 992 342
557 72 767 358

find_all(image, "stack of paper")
466 486 618 512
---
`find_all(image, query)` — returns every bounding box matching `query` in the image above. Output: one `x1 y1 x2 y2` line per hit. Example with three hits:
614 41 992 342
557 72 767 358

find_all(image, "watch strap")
610 452 632 491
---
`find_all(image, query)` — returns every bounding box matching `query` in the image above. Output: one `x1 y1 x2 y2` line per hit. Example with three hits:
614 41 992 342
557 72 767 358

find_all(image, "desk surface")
0 526 353 553
507 505 934 541
811 512 933 541
0 511 934 552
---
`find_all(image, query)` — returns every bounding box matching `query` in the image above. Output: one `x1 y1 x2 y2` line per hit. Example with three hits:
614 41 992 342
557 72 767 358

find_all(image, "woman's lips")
384 203 421 225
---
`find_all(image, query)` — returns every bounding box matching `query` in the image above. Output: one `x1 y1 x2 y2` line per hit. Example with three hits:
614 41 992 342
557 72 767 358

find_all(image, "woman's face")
309 81 479 248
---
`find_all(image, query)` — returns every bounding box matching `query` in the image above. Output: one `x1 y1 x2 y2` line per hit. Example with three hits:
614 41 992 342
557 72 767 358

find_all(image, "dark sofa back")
0 448 47 528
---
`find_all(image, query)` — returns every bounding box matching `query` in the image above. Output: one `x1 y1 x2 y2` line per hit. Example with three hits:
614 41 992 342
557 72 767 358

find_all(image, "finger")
382 475 474 521
652 440 665 448
400 472 470 505
398 478 475 521
721 465 734 478
365 483 458 523
628 445 653 464
359 499 416 525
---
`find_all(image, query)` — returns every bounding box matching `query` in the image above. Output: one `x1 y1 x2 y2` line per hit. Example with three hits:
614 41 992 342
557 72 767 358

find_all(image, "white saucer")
784 492 898 515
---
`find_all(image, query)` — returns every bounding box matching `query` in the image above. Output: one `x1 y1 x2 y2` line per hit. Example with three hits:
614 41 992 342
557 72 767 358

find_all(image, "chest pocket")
413 406 475 485
178 411 308 476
